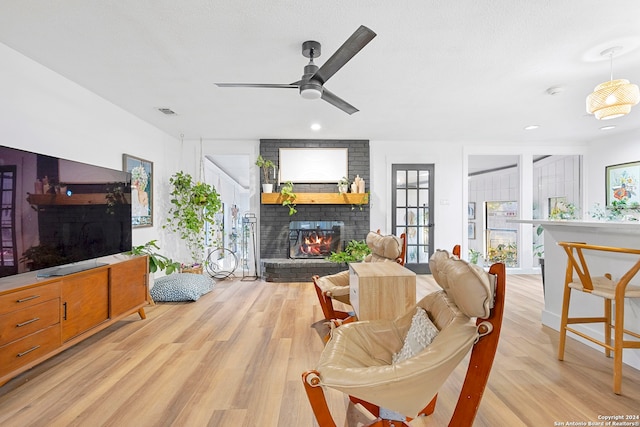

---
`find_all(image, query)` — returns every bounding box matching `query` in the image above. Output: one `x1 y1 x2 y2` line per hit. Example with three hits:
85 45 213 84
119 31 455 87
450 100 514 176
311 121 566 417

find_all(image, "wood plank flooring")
0 274 639 426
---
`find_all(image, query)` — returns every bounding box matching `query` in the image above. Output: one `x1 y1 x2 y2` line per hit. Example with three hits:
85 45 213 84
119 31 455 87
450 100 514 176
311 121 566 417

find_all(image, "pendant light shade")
586 46 640 120
586 79 640 120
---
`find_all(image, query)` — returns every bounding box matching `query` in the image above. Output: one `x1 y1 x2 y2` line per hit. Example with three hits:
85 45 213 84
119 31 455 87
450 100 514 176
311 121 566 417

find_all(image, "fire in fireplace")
289 221 344 259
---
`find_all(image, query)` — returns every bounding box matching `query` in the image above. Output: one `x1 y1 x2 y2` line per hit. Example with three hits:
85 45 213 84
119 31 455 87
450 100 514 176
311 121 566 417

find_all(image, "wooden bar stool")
557 242 640 394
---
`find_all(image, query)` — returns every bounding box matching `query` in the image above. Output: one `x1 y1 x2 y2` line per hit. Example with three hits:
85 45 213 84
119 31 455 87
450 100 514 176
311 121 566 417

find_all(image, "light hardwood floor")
0 274 639 426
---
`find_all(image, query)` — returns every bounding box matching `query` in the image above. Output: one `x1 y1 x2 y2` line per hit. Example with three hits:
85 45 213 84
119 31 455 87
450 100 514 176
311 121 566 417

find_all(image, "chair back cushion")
364 231 403 262
429 252 493 318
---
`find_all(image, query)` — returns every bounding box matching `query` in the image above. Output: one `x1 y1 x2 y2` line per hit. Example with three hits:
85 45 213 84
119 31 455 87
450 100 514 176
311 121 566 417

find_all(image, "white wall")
0 42 182 264
587 129 640 210
370 140 464 252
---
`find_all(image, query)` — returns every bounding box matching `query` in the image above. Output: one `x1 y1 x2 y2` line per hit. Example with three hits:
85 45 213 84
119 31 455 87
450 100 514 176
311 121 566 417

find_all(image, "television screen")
0 145 132 278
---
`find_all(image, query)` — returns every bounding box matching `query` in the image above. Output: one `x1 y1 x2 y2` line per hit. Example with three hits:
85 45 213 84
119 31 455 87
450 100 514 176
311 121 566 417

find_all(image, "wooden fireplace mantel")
261 192 368 205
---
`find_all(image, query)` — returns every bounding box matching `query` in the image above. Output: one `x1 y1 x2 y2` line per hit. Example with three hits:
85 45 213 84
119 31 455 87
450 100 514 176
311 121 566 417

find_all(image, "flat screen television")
0 145 132 278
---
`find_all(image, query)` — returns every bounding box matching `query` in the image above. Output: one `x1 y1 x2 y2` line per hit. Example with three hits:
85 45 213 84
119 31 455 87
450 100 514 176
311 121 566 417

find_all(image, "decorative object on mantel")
350 174 366 193
586 46 639 120
337 176 349 194
255 155 276 193
164 171 222 269
280 181 298 215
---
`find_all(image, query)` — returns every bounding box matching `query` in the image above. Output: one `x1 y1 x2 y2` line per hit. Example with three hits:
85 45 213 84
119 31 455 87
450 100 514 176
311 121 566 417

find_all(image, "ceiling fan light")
586 79 640 120
300 81 323 100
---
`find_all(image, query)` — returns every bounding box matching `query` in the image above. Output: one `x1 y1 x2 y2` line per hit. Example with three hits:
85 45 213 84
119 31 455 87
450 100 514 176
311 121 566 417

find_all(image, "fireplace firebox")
289 221 344 259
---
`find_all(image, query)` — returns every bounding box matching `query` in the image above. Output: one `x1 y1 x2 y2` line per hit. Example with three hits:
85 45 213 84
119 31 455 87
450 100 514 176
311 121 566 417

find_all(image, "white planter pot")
338 184 349 194
262 183 273 193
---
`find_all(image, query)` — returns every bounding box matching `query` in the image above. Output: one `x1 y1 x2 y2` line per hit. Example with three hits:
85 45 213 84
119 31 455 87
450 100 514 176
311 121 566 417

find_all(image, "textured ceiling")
1 1 640 144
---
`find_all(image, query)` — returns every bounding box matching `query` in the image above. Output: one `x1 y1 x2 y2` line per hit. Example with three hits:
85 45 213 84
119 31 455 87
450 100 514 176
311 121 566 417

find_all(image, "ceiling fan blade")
321 88 359 115
312 25 376 85
215 83 299 89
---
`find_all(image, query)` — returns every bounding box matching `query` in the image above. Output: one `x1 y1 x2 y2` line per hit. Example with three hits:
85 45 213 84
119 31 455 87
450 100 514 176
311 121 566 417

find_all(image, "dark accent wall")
259 139 370 259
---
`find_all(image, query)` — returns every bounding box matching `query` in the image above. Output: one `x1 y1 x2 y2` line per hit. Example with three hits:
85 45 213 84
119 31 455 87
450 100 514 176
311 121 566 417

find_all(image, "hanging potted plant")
255 155 276 193
164 171 222 272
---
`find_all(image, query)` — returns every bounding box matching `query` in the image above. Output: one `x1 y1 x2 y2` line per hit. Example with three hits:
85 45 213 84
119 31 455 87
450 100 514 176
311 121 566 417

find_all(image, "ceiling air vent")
157 107 177 115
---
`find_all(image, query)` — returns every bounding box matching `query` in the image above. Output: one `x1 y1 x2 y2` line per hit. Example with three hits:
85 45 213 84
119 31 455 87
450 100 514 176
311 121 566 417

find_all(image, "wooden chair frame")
557 241 640 394
303 262 505 427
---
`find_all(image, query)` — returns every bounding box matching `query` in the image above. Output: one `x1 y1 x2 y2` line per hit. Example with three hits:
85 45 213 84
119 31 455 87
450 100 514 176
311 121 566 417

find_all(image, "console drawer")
0 325 61 377
0 282 61 314
0 298 60 346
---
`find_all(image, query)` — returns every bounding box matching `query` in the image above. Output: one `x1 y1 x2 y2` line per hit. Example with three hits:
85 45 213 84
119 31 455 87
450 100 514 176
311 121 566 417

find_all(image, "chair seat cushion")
314 270 350 304
317 290 477 417
151 273 214 302
569 276 640 298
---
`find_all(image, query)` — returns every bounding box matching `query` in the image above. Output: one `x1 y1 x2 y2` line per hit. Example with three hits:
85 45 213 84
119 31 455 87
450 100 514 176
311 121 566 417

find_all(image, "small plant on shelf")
280 181 297 215
337 176 350 194
255 155 276 187
327 239 371 263
549 201 577 220
128 240 181 275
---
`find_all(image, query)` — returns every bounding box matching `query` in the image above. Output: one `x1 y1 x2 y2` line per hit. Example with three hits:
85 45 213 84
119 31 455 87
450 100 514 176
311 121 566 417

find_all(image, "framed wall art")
279 148 348 183
605 161 640 207
468 202 476 220
123 154 153 227
468 222 476 239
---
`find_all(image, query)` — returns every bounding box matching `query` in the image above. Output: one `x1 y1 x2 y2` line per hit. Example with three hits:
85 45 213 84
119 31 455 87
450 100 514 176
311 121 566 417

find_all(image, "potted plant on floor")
256 155 276 193
164 171 222 272
327 239 371 263
128 240 181 275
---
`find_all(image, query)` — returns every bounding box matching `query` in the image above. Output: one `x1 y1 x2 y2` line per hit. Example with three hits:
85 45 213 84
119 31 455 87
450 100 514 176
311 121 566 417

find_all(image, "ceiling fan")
215 25 376 115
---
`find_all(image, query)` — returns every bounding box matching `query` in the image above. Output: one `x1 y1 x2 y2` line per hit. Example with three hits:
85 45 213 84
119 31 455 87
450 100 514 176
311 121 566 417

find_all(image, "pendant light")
586 47 639 120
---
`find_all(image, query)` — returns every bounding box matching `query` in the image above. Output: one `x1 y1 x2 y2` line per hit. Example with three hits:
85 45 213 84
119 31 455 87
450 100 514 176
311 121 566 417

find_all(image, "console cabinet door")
110 256 148 317
61 269 109 342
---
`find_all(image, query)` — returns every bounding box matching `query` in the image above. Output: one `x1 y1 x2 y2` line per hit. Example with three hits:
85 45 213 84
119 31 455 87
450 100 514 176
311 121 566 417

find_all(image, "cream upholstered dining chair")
303 249 505 427
557 241 640 395
312 231 407 321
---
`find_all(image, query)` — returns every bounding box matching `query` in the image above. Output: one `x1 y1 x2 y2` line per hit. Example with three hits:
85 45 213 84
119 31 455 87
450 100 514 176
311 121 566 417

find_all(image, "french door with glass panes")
392 164 434 273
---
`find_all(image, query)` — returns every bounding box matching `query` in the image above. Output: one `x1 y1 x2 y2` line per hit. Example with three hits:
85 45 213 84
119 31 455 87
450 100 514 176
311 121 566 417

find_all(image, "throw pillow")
150 273 214 302
392 307 440 364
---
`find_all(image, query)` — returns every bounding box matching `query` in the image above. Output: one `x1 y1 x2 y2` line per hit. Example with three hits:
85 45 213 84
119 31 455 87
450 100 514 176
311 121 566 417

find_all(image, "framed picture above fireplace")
279 148 348 183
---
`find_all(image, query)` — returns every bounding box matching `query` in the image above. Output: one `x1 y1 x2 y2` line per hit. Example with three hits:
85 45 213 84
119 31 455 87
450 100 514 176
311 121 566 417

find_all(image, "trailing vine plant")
280 181 297 215
164 171 222 265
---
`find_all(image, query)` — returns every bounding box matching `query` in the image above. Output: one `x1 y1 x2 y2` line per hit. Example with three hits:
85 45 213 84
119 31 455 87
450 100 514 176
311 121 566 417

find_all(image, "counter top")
509 219 640 233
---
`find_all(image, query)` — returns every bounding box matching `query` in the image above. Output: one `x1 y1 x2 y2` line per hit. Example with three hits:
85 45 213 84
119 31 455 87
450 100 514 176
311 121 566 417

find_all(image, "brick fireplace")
259 139 370 282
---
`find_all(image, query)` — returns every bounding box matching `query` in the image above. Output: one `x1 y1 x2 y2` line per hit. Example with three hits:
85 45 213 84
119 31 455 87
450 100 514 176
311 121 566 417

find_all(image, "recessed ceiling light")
600 125 616 130
310 123 322 131
524 125 540 130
